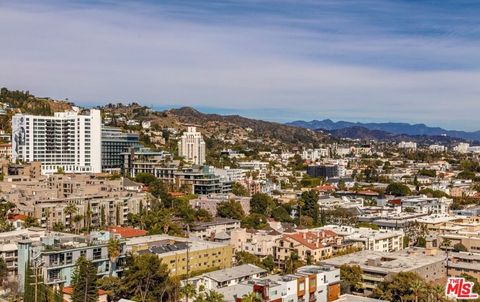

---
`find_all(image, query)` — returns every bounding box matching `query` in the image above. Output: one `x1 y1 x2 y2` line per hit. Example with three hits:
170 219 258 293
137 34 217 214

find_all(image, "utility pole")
186 224 191 302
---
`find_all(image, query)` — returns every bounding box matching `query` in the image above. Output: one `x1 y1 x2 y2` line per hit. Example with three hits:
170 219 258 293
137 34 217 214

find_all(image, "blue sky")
1 0 480 130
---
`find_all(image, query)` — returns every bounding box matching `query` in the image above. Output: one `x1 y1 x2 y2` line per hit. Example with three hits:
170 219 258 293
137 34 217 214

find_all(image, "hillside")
0 88 73 133
166 107 328 146
287 119 480 142
325 126 467 145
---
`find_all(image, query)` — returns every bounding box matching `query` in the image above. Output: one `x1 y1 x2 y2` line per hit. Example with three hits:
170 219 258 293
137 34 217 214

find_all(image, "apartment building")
189 193 251 217
0 143 12 159
101 126 140 172
319 225 404 252
230 228 282 258
447 252 480 280
274 230 341 265
12 109 102 174
189 218 241 241
321 247 446 294
0 174 150 230
214 265 341 302
186 264 267 291
126 234 234 277
178 126 206 165
401 196 452 214
17 231 126 291
0 228 48 279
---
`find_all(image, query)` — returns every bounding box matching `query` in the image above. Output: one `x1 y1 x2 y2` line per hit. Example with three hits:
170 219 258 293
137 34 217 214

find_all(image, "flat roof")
201 264 266 283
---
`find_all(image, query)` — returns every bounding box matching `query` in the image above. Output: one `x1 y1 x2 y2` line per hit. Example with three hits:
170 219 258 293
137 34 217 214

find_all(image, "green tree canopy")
71 257 98 302
249 193 275 216
340 264 363 293
385 182 412 196
217 199 246 220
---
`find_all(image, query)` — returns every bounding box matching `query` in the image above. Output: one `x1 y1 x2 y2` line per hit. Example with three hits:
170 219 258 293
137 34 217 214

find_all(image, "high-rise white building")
12 108 102 174
178 126 206 165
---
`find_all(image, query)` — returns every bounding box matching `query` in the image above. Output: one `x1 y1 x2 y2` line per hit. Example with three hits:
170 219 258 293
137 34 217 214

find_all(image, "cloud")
0 0 479 130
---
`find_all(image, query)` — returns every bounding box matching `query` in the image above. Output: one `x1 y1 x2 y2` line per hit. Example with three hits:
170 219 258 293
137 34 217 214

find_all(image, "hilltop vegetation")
0 87 73 132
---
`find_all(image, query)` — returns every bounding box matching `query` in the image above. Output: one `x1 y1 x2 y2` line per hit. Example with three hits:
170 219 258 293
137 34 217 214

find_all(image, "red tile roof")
107 226 147 238
7 214 28 221
282 230 337 250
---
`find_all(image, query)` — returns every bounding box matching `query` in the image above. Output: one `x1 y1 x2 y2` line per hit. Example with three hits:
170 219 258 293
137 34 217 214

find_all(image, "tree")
300 190 320 225
73 214 83 234
64 203 78 232
385 182 412 196
453 242 468 252
241 214 268 230
23 216 39 228
231 182 249 196
0 257 7 286
284 252 303 274
107 238 122 276
71 257 98 302
373 272 427 302
415 237 427 248
117 254 173 302
217 200 245 220
337 179 347 191
271 206 293 223
261 255 276 273
340 264 363 293
135 172 157 186
240 292 261 302
250 193 275 216
180 283 197 302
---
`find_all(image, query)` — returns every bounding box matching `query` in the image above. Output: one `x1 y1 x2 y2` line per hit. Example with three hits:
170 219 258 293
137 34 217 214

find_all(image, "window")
93 248 102 260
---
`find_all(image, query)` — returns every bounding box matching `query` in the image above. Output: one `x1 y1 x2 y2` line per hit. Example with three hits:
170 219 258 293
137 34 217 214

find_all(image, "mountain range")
286 119 480 142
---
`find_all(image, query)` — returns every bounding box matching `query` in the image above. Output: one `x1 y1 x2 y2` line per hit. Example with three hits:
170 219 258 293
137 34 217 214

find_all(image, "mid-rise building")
307 165 339 179
127 234 233 277
101 126 140 172
178 126 206 165
321 247 446 294
17 231 126 291
12 109 102 174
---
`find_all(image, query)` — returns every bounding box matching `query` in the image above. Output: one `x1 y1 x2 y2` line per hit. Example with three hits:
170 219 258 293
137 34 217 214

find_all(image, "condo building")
12 109 102 174
178 126 206 165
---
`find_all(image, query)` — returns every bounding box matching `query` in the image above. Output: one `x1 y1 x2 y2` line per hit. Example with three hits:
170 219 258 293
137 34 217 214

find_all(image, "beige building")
321 247 446 294
274 230 341 265
127 234 234 277
230 228 282 258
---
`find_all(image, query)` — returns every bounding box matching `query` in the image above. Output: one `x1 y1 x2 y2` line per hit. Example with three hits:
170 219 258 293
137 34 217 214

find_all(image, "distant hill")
326 126 467 144
166 107 328 146
287 119 480 142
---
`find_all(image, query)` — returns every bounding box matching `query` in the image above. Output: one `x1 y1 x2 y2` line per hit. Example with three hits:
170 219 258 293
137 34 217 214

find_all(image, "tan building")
321 247 446 294
230 228 282 258
274 230 341 265
127 235 234 277
0 143 12 159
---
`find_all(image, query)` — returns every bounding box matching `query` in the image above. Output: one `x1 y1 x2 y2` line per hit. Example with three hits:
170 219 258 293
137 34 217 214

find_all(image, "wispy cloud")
0 0 479 130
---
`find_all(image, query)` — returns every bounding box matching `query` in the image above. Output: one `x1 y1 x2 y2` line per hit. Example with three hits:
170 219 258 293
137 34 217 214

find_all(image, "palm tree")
411 279 425 302
73 214 83 234
64 203 77 232
204 291 224 302
241 292 261 302
107 238 121 276
180 283 197 302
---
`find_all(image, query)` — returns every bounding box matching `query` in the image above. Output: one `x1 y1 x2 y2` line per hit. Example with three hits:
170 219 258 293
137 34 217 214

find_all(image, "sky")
1 0 480 131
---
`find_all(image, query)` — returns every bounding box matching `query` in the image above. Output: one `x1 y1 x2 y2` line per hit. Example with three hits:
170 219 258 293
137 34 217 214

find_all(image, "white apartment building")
429 144 446 152
454 143 470 154
302 148 329 161
320 225 404 252
398 141 417 150
230 228 282 257
177 126 206 165
12 109 102 174
401 196 452 214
